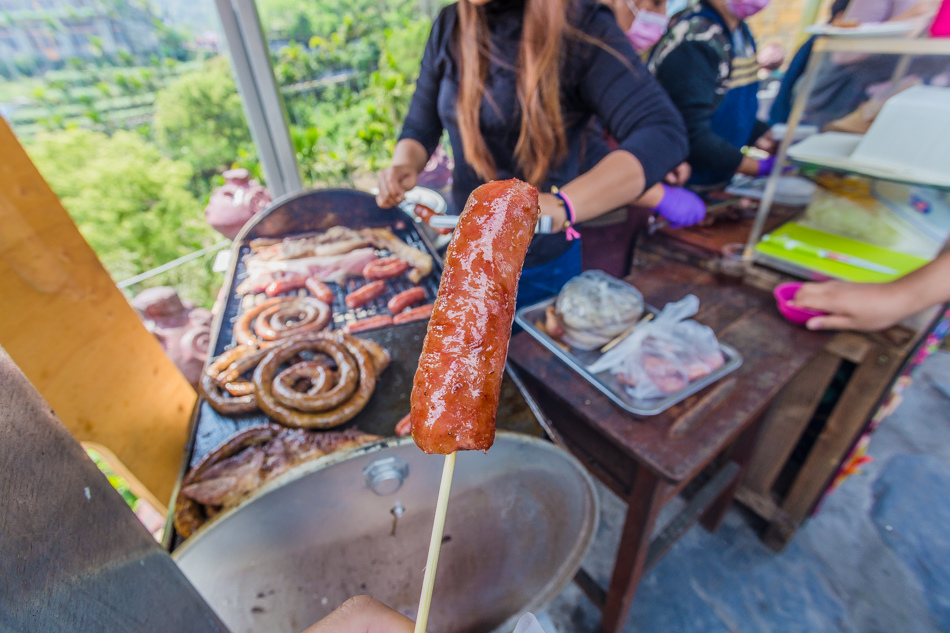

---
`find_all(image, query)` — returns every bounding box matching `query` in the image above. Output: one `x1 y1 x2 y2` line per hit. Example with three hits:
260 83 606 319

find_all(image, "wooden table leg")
599 464 668 633
700 415 764 532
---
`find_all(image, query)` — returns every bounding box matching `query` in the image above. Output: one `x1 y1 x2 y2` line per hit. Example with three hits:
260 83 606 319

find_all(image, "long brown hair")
456 0 570 186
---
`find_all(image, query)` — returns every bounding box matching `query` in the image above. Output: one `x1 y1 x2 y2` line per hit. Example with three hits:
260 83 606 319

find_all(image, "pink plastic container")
931 0 950 37
773 282 827 326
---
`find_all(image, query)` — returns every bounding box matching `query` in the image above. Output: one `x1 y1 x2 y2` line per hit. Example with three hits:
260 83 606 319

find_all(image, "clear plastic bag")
587 295 724 400
512 613 554 633
674 320 726 382
554 270 644 350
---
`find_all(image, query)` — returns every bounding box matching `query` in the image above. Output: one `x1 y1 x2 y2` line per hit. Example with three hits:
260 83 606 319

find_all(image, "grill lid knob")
363 457 409 496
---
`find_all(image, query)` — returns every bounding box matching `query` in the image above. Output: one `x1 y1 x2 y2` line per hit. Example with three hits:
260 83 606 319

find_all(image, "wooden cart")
639 226 947 550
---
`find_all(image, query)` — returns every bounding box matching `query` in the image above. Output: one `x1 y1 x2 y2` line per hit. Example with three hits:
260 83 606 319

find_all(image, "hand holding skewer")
303 595 413 633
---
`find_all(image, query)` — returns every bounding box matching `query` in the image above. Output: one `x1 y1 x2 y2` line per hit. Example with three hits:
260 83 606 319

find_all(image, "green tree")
26 128 221 306
152 56 254 188
354 18 430 169
285 14 430 187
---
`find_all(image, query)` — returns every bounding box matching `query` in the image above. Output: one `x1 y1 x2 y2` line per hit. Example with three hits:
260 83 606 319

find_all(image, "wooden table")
636 217 945 550
507 258 829 633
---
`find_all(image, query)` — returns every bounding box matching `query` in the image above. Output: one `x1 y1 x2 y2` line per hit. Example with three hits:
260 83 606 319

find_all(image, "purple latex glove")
654 184 706 228
756 155 777 177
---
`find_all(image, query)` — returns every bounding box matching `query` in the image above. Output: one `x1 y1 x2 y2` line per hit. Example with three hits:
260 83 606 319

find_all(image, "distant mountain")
0 0 161 70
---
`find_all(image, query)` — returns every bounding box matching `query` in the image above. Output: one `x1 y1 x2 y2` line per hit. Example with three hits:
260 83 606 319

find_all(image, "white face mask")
623 0 670 52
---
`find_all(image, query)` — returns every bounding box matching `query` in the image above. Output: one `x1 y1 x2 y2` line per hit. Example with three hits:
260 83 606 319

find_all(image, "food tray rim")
514 297 743 417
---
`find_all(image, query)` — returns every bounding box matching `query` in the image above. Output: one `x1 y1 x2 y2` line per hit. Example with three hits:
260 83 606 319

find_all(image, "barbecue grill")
163 189 597 632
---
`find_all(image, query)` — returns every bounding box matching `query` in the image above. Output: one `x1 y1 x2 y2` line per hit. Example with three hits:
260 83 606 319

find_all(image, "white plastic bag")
554 270 644 350
512 613 554 633
587 295 724 400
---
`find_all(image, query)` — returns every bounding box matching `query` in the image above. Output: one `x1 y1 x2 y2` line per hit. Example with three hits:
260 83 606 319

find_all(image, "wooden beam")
0 118 195 504
735 485 779 521
824 333 873 364
774 345 903 527
743 350 842 496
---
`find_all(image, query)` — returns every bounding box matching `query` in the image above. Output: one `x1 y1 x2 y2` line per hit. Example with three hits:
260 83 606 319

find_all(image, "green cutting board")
755 222 929 282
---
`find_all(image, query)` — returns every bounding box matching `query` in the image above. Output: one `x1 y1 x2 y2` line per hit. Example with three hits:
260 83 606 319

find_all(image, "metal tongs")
428 214 554 234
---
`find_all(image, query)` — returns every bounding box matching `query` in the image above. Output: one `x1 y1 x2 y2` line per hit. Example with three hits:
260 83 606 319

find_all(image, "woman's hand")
754 130 778 155
791 281 911 331
738 155 779 177
302 596 414 633
664 162 692 187
654 185 706 228
376 164 419 208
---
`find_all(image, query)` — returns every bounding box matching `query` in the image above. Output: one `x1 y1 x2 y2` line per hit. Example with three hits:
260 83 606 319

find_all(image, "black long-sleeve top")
399 0 688 267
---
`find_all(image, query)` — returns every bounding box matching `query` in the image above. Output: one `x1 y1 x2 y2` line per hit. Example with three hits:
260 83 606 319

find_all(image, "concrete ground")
545 350 950 633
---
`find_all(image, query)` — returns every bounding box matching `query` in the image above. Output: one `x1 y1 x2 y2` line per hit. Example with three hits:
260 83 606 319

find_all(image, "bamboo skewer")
599 312 654 353
414 451 458 633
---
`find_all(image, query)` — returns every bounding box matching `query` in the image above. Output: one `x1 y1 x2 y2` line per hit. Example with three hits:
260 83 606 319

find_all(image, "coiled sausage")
253 333 378 429
199 344 263 415
234 296 330 345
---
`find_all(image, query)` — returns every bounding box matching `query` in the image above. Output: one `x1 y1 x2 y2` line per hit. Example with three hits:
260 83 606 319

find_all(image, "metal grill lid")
173 432 597 633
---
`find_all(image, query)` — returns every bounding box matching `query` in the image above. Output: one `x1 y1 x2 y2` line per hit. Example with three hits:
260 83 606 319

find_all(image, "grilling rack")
165 190 446 549
229 228 441 337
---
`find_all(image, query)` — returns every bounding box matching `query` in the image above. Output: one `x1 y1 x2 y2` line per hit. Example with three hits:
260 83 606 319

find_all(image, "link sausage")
395 413 412 436
345 280 386 309
264 275 308 297
387 287 427 314
363 257 410 280
305 277 336 304
343 315 393 334
409 179 539 454
393 303 433 325
414 204 452 235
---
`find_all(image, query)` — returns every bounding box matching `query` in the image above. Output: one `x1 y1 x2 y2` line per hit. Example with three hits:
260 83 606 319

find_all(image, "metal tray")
514 297 743 417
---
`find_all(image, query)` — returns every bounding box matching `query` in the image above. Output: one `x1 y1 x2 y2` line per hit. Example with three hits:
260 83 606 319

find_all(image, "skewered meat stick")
410 179 540 453
409 179 539 633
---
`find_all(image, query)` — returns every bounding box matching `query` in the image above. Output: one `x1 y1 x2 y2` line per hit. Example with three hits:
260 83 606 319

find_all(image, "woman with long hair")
376 0 688 306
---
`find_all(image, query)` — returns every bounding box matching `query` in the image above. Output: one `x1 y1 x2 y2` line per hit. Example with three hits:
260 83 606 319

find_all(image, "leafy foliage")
152 56 255 188
272 10 431 187
26 128 220 306
8 0 437 308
